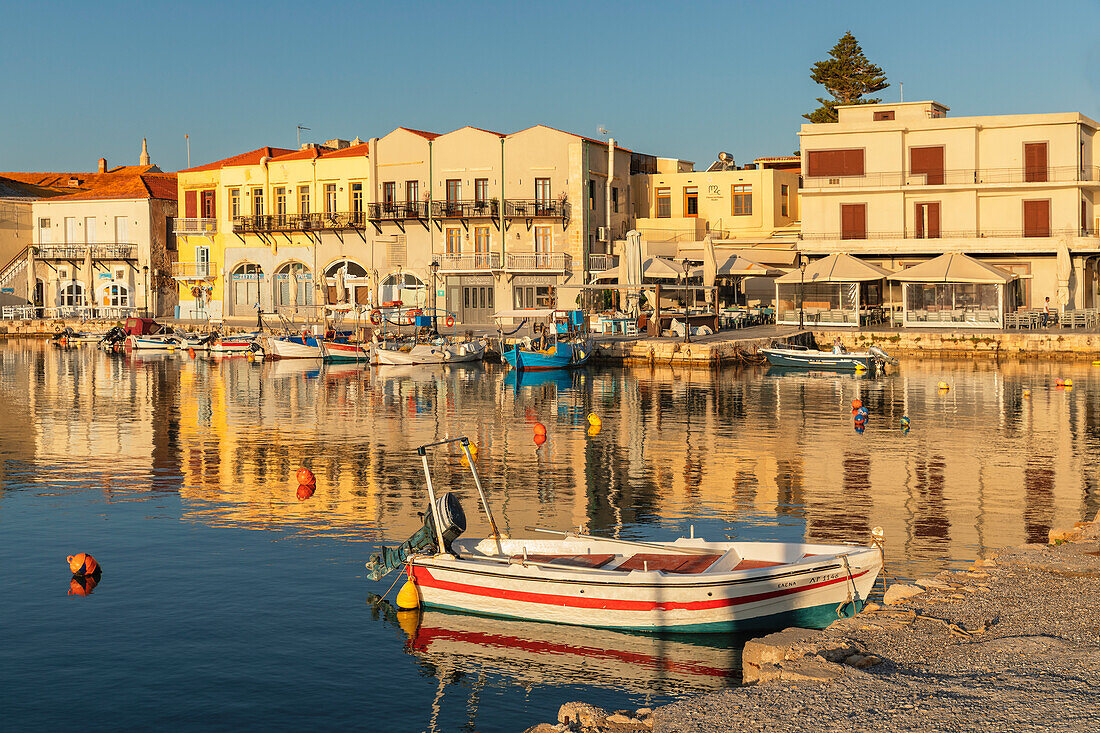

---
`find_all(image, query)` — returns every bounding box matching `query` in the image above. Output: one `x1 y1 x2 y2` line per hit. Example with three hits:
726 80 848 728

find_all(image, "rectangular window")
351 182 363 213
612 186 619 213
474 226 490 253
910 146 945 185
84 216 96 243
201 189 216 218
114 216 128 244
684 186 699 217
324 183 337 213
383 181 396 203
841 203 867 240
780 184 789 217
229 188 240 218
38 218 51 244
915 202 941 239
732 184 752 216
196 246 210 278
64 217 76 243
274 187 287 215
655 187 671 218
297 186 310 215
405 180 418 203
535 178 551 203
1024 142 1048 183
446 179 461 202
446 228 462 255
534 225 552 253
474 178 488 204
1023 199 1051 237
873 110 895 121
184 190 197 219
588 180 596 210
807 149 865 177
252 188 264 216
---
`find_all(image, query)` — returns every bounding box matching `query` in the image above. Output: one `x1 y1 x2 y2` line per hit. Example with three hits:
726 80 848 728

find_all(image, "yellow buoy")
1064 378 1074 387
396 608 421 638
587 423 602 437
937 381 949 390
586 412 601 426
395 578 420 610
1093 361 1100 366
247 352 255 361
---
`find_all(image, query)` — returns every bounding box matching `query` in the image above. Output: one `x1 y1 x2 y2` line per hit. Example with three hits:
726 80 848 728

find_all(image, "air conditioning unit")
597 226 609 242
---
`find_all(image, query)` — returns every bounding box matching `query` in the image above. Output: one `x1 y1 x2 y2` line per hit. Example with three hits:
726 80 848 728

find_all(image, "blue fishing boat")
502 337 594 371
759 344 896 372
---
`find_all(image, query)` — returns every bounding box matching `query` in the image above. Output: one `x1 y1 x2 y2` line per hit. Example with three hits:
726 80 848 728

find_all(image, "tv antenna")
597 126 608 138
297 124 311 148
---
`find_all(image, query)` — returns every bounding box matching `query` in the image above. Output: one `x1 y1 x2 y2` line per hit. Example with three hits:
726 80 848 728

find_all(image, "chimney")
97 158 107 173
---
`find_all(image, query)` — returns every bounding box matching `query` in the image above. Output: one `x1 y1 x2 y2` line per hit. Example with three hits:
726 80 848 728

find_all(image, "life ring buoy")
445 315 455 328
370 309 382 325
405 308 422 325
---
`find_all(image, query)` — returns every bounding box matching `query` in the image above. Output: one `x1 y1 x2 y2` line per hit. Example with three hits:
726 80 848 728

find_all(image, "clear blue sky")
3 0 1098 173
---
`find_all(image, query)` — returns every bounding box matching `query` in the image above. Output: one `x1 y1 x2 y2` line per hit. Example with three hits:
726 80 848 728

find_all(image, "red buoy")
533 433 547 446
533 422 547 436
67 553 99 576
296 467 316 486
851 399 862 410
296 484 315 501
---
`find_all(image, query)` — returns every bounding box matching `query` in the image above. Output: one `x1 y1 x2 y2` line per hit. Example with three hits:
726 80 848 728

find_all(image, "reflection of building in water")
165 352 1098 577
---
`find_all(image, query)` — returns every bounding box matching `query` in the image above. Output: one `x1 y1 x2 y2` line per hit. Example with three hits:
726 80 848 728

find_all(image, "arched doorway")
103 283 130 307
230 263 264 317
275 262 314 311
323 259 370 306
380 272 427 309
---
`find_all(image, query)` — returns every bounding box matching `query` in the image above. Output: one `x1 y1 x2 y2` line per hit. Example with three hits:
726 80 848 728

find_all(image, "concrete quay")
524 512 1100 733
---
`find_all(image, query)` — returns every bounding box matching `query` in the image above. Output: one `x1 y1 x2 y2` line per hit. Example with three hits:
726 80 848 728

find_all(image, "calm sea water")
1 339 1097 732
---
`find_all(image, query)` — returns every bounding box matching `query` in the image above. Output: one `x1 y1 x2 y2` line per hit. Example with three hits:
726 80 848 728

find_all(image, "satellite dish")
597 127 608 136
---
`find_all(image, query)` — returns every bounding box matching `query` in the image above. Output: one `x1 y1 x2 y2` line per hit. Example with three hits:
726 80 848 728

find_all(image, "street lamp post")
142 265 150 317
681 257 691 344
798 259 807 331
430 259 439 333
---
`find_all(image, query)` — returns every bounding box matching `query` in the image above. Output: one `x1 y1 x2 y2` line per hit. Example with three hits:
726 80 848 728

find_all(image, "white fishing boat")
210 334 259 354
443 340 487 363
264 334 322 359
125 333 183 350
375 343 449 366
367 438 883 633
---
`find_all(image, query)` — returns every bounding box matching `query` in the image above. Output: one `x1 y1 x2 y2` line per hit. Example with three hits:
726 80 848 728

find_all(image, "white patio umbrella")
702 234 717 306
289 272 299 312
83 248 94 309
1057 238 1072 309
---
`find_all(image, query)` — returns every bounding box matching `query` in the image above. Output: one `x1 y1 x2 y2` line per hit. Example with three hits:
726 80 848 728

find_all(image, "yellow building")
798 100 1100 311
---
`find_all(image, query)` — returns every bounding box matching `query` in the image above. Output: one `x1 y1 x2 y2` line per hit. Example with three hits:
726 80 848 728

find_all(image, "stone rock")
862 602 881 612
523 725 561 733
635 708 652 717
742 627 818 670
558 702 608 730
607 713 634 724
844 653 881 669
884 583 925 605
913 577 951 590
773 657 847 683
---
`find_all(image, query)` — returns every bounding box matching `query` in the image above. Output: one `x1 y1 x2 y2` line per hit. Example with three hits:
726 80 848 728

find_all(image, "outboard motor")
365 492 466 581
100 325 127 350
868 345 898 366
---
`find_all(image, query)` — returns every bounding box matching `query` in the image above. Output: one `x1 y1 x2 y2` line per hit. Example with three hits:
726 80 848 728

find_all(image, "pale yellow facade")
799 100 1100 309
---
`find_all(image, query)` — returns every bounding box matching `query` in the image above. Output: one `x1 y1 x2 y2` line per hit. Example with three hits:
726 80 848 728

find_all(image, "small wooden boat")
376 343 449 366
760 344 897 372
502 337 593 371
321 339 370 362
210 333 259 354
125 333 183 350
443 340 487 363
264 334 322 359
367 438 882 633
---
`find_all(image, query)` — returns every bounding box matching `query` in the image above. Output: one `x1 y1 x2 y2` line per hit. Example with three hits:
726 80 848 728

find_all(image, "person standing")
1042 296 1052 327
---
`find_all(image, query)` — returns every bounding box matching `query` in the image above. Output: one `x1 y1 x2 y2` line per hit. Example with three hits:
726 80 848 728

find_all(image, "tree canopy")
804 32 889 123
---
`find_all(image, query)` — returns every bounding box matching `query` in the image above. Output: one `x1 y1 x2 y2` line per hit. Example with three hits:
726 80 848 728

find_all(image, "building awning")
774 253 892 284
592 256 687 283
887 253 1016 284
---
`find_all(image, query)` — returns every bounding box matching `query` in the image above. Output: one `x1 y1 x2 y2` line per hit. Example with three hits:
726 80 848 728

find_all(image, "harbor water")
1 339 1097 732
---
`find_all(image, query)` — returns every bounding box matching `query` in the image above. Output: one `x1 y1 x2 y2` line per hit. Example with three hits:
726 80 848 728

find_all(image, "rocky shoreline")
524 512 1100 733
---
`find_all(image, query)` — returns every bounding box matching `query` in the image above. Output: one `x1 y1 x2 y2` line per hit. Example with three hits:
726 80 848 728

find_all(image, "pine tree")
804 32 889 123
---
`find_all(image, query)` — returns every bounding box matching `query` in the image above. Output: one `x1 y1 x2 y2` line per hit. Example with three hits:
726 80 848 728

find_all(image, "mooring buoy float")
396 578 420 610
296 467 316 486
533 422 547 436
67 553 99 577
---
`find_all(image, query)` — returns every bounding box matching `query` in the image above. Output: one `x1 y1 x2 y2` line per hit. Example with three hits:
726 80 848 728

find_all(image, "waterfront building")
0 141 178 316
798 101 1100 313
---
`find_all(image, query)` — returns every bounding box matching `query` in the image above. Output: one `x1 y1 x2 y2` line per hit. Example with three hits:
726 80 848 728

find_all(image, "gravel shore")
527 519 1100 733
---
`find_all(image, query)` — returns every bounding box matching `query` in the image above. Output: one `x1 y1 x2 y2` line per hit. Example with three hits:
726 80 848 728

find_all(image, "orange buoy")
68 574 99 596
67 553 99 576
296 484 315 501
296 467 316 486
188 348 196 357
533 433 547 446
851 399 862 410
533 422 547 436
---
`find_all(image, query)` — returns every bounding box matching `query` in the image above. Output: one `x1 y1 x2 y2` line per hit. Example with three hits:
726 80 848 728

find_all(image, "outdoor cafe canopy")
689 255 785 278
592 256 688 283
887 253 1016 328
774 252 892 284
774 254 892 327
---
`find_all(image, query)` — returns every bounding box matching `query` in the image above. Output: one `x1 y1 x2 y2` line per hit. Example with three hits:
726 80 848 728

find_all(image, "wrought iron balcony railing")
437 252 502 271
505 252 572 272
369 201 429 220
172 261 219 280
174 218 217 235
802 165 1100 189
35 243 137 260
588 254 617 271
504 199 568 218
799 227 1096 241
432 199 500 218
233 212 367 233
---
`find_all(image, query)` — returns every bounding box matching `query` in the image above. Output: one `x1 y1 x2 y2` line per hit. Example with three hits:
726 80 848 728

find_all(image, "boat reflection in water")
369 596 742 696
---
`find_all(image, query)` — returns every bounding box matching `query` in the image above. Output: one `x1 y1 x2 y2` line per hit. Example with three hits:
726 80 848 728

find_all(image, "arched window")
323 259 370 306
105 283 130 306
379 272 427 309
60 282 84 306
275 262 314 307
380 272 425 289
323 259 368 279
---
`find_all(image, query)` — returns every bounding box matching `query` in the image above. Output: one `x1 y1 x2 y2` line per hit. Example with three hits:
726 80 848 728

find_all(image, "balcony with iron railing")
504 252 572 273
800 227 1097 241
437 252 502 272
172 261 220 280
504 199 568 219
233 212 367 233
35 243 137 260
174 218 217 235
803 165 1100 190
433 199 500 219
369 201 429 220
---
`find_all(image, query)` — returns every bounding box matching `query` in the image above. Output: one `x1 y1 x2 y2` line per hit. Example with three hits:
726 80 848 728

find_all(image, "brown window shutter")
184 190 197 219
1023 200 1050 237
910 147 945 185
1024 143 1048 182
841 204 866 239
204 190 216 219
926 202 941 238
873 111 895 121
808 149 864 177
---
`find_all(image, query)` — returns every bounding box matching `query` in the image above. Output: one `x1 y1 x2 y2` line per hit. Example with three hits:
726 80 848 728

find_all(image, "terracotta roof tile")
398 127 441 140
507 124 633 153
43 173 177 202
319 142 371 159
179 146 295 173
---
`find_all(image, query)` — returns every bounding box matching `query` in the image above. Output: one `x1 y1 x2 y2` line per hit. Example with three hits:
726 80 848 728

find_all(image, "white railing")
36 243 136 259
174 218 217 235
0 257 27 288
172 261 219 279
505 252 572 272
438 252 502 271
588 254 617 271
